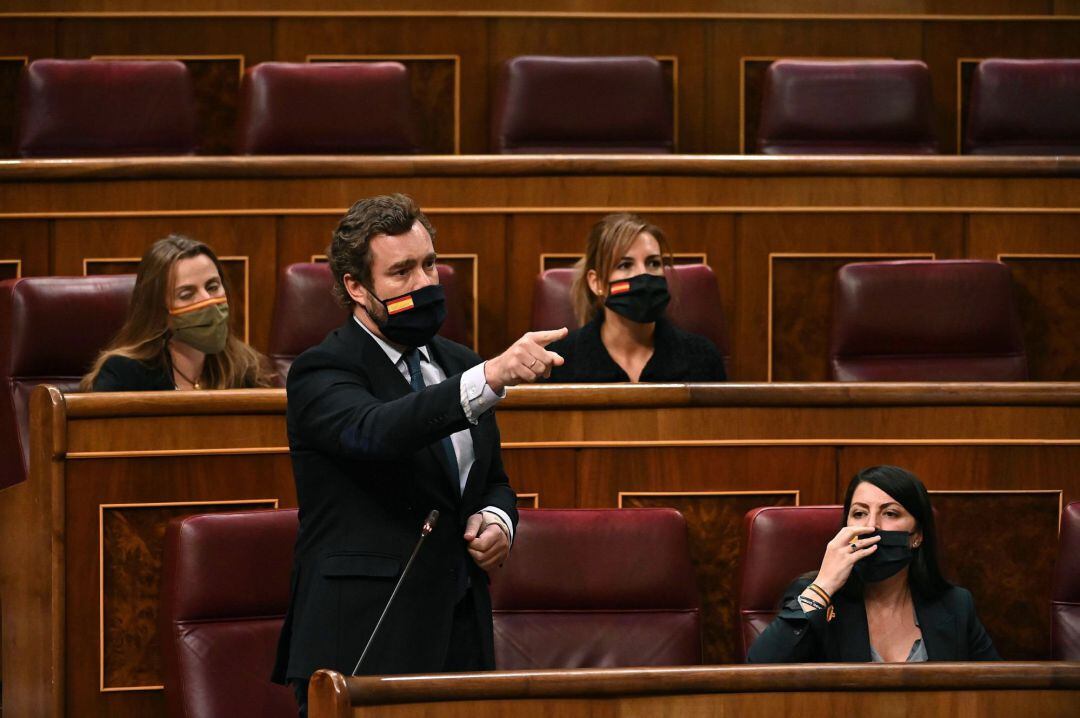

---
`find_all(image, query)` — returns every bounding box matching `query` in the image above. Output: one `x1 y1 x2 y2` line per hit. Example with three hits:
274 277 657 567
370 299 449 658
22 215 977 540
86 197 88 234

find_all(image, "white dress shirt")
354 317 513 542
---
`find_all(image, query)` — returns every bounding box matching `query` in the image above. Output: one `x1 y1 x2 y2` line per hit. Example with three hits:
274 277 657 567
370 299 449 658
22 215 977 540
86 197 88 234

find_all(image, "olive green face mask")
168 296 230 354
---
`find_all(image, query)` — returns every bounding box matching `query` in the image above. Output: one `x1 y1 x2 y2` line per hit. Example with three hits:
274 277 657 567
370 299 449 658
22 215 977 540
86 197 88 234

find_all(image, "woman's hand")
814 526 881 597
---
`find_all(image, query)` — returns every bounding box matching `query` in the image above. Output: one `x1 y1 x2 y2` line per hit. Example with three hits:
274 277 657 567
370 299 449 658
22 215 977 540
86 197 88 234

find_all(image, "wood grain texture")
0 218 49 276
1004 257 1080 381
622 491 797 663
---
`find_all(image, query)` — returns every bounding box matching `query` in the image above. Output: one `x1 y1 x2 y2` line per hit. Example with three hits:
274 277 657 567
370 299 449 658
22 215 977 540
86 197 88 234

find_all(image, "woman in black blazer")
747 465 999 663
81 234 275 392
544 213 725 383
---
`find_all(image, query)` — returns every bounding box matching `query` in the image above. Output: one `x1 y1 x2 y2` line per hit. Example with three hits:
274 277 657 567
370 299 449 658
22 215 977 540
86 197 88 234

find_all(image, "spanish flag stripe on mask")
609 281 631 295
386 295 415 315
168 295 228 316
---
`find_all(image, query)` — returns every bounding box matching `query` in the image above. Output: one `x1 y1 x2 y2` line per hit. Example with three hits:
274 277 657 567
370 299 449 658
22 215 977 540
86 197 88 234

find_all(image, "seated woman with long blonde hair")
82 234 276 391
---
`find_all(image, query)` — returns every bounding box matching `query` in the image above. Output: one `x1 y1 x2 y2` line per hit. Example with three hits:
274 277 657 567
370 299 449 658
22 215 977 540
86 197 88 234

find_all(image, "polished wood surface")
2 155 1078 380
2 383 1078 716
308 663 1080 718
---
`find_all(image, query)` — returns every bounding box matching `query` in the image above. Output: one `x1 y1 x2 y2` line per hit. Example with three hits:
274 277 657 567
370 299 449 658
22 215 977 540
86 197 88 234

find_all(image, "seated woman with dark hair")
81 234 276 391
545 213 725 383
747 465 998 663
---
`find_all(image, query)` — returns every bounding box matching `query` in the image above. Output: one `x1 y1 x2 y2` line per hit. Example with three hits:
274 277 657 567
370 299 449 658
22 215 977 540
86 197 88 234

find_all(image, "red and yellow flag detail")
609 281 631 295
386 295 415 315
168 295 227 316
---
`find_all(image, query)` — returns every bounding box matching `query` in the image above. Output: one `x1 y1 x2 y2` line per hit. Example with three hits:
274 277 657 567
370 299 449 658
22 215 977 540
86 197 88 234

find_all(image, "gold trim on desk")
0 258 22 278
618 489 800 507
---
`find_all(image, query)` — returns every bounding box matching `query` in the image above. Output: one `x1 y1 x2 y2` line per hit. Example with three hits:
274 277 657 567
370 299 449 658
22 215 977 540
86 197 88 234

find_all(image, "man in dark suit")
272 194 566 716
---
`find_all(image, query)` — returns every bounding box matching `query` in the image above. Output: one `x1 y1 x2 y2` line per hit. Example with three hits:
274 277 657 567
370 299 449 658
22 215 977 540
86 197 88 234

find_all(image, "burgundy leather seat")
489 508 701 668
16 59 197 158
0 275 134 489
830 260 1027 382
268 262 467 379
160 509 298 718
237 62 418 154
530 263 730 368
492 56 673 154
965 59 1080 155
1052 501 1080 659
737 505 842 661
757 60 938 155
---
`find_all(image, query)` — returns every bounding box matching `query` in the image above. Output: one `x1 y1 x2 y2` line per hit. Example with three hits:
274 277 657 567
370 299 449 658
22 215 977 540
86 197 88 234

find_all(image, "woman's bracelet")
797 594 826 611
807 583 832 606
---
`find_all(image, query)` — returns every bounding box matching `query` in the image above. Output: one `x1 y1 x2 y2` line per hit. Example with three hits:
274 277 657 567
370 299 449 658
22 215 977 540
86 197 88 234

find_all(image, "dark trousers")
291 588 486 717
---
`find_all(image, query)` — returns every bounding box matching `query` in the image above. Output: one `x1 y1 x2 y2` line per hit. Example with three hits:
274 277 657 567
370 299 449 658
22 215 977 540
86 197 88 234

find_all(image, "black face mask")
852 530 915 583
604 273 671 324
370 283 447 348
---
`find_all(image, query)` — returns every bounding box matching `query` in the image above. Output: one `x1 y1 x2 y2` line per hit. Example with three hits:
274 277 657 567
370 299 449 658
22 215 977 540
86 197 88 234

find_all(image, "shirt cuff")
460 362 504 425
481 507 514 546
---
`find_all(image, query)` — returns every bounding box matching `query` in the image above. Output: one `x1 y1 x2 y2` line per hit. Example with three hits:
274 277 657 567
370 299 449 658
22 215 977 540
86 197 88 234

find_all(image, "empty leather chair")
530 263 730 367
965 59 1080 155
489 508 701 668
160 509 298 718
268 262 466 379
16 59 197 158
757 60 938 154
237 62 418 154
830 260 1027 382
1052 501 1080 659
737 505 842 661
0 275 134 489
492 56 674 154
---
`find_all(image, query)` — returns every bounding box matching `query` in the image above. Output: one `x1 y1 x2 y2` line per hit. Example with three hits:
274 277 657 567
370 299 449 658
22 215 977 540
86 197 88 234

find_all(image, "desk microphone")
351 509 439 676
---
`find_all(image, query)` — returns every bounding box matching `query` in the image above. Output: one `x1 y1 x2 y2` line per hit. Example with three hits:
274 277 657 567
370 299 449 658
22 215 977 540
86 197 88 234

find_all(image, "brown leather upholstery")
0 275 134 489
737 505 842 662
529 264 730 365
1053 501 1080 659
237 62 418 154
965 59 1080 155
830 260 1027 382
489 508 701 669
160 509 298 718
757 60 938 155
16 59 197 158
492 56 673 154
268 262 467 380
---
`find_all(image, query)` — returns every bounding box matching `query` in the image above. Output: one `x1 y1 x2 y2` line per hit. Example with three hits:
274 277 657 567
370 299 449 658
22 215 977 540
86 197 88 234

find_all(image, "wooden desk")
1 155 1078 380
0 382 1077 716
308 662 1080 718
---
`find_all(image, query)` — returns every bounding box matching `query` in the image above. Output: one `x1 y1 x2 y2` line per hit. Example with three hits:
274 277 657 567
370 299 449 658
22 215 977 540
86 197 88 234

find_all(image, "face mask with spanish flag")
371 283 447 348
604 273 671 324
168 296 230 354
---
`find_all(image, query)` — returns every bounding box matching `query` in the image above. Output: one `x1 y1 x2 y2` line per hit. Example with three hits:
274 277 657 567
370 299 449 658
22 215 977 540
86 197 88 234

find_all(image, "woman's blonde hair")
81 235 276 391
570 213 672 325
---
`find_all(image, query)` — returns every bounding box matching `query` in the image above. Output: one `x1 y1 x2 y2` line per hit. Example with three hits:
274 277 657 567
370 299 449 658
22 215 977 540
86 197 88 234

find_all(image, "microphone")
351 510 440 676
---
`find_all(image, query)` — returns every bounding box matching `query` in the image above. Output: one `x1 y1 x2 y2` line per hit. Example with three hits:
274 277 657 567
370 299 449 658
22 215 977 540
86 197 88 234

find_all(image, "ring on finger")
529 358 539 369
849 542 858 552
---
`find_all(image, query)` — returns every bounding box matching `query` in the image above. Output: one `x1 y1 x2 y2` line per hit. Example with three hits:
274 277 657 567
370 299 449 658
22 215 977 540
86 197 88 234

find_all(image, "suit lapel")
835 595 873 662
915 594 958 660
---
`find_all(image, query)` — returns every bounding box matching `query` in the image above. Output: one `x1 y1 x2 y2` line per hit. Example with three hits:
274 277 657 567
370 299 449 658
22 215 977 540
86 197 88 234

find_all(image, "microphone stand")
351 509 440 676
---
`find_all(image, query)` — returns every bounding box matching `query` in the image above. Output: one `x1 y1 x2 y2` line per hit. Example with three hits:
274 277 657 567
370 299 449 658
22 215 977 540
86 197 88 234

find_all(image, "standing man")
272 194 566 715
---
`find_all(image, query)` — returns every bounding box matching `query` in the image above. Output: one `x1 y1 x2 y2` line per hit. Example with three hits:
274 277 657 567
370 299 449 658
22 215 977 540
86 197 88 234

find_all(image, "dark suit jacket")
544 314 726 383
746 577 999 662
272 318 518 681
92 355 174 391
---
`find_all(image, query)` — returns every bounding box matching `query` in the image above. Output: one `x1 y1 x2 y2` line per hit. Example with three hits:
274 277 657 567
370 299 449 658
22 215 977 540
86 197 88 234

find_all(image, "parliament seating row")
0 259 1029 489
158 502 1080 717
13 57 1080 157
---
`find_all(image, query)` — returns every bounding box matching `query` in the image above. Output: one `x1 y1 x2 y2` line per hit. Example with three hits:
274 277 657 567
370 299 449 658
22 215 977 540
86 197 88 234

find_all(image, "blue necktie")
404 349 460 495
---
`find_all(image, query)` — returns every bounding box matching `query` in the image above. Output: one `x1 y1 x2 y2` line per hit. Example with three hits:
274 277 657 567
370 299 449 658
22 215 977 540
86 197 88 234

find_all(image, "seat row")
14 56 1080 157
160 501 1080 716
0 258 1028 488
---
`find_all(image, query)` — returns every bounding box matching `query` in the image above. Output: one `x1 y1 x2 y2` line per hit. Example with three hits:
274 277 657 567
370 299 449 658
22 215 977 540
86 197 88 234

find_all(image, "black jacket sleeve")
958 587 1000 660
746 577 829 663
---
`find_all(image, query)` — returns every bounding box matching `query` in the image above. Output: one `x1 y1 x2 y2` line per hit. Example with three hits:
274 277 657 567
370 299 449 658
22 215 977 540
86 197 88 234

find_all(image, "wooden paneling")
501 448 577 509
0 56 27 158
0 219 49 276
737 213 965 381
622 491 797 664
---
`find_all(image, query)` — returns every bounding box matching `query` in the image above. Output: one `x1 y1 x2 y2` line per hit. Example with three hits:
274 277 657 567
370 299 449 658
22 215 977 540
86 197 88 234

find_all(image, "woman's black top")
746 576 999 663
92 355 174 391
544 313 727 383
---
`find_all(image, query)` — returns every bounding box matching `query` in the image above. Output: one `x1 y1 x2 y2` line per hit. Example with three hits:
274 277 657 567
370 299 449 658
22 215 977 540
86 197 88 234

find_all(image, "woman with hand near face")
81 234 276 392
747 465 998 663
544 213 726 383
